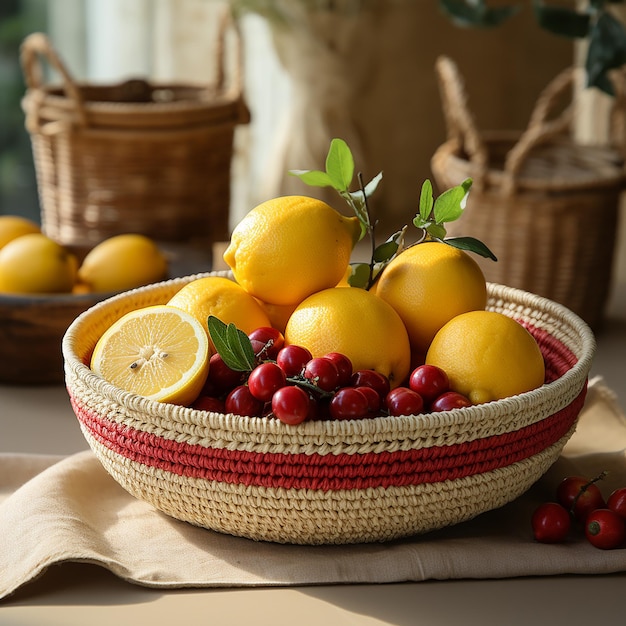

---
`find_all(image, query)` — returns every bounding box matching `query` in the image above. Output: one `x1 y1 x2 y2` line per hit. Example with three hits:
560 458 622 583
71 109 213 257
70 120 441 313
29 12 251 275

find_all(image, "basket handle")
434 56 489 191
20 32 88 128
213 8 250 123
501 67 577 195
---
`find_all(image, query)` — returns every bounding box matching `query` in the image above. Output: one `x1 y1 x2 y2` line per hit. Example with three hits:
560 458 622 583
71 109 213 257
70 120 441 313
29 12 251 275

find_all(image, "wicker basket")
431 56 625 330
62 272 595 545
20 19 249 254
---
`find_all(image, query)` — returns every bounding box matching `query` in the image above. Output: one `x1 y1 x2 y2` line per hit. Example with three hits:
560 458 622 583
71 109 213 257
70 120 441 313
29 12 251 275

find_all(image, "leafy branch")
290 138 496 290
439 0 626 95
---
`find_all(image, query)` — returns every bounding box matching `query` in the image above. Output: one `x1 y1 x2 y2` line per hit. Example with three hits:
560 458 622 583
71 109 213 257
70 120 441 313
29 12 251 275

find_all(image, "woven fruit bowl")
62 272 595 545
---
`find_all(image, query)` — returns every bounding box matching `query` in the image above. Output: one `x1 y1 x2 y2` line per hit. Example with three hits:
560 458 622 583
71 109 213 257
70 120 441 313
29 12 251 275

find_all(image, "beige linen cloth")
2 377 626 600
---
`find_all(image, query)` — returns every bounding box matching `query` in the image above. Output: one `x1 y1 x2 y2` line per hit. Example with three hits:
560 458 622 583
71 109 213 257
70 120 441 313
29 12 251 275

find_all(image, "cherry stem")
570 470 608 517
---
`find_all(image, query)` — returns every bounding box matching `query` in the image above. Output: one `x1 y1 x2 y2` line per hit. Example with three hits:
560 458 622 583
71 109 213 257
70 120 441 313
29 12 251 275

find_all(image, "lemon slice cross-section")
90 305 209 406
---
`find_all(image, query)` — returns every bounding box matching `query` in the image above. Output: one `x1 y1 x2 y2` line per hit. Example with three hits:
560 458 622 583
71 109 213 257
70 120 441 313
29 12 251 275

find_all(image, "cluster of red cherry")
532 473 626 550
192 326 473 425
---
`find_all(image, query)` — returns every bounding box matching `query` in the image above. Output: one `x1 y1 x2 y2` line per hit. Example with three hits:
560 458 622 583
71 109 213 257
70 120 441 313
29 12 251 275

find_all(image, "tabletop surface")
1 279 625 626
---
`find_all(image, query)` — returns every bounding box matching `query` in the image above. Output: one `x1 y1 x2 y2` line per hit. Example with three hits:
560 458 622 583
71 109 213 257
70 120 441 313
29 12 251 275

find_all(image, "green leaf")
373 240 399 263
347 263 371 289
533 2 591 39
325 138 354 192
444 236 498 261
426 223 448 241
433 186 466 223
585 11 626 95
419 179 434 221
439 0 519 28
207 316 256 372
288 169 334 188
362 171 383 199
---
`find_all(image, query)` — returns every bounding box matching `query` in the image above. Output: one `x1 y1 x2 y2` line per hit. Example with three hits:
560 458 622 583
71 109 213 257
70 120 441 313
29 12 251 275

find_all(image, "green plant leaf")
426 223 448 241
362 171 383 199
444 236 498 260
207 316 256 372
533 2 591 39
439 0 519 28
347 263 371 289
586 11 626 95
288 169 334 188
419 179 434 221
433 186 465 223
325 138 354 192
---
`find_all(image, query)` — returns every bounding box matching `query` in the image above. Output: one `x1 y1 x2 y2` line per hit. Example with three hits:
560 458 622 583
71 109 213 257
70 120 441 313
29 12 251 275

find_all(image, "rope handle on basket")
501 66 576 195
435 56 577 196
20 32 88 130
434 56 489 191
213 7 250 123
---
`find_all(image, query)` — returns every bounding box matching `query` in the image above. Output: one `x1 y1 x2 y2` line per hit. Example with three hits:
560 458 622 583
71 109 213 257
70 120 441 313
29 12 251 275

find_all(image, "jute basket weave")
431 56 625 330
62 272 595 545
20 19 249 253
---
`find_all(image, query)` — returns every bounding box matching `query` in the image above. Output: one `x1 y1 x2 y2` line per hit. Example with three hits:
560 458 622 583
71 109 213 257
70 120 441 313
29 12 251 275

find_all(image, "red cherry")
556 475 607 522
385 387 424 416
271 385 310 425
192 395 226 412
585 509 626 550
531 502 571 543
409 364 449 403
608 487 626 520
304 357 340 391
247 362 286 402
225 385 264 417
351 369 390 400
430 391 472 412
355 385 381 414
324 352 353 387
203 353 243 396
329 387 370 420
276 345 312 377
248 327 284 360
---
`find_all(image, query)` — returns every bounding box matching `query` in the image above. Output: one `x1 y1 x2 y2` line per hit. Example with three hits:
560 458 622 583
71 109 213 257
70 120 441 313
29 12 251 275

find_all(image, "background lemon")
223 195 360 306
167 276 271 347
0 233 77 294
425 310 546 404
91 305 209 406
77 234 168 293
284 287 411 388
0 215 41 250
371 241 487 358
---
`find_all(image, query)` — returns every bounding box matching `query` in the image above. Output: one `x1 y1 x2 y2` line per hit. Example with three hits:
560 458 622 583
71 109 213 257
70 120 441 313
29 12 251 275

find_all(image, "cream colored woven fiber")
62 273 595 545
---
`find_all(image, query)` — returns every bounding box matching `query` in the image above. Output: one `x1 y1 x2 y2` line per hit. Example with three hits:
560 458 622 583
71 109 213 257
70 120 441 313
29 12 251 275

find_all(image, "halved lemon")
90 305 209 406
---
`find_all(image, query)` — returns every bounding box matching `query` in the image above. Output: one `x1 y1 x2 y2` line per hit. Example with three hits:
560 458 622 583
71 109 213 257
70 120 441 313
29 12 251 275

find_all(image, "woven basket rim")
432 133 625 192
62 274 596 440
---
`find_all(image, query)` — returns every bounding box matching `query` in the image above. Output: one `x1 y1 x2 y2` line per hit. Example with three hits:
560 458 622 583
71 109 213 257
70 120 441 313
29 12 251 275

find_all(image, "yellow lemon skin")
425 310 546 404
90 305 209 406
284 287 411 388
78 234 168 293
223 196 361 306
371 241 487 356
167 276 272 348
0 233 77 294
0 215 40 250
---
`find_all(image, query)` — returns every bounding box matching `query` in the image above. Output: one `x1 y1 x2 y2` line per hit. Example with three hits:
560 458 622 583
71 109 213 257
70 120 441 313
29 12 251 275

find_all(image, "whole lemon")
0 233 77 294
371 241 487 357
284 287 411 388
0 215 41 250
223 196 360 306
425 310 545 404
167 276 272 347
78 234 168 293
